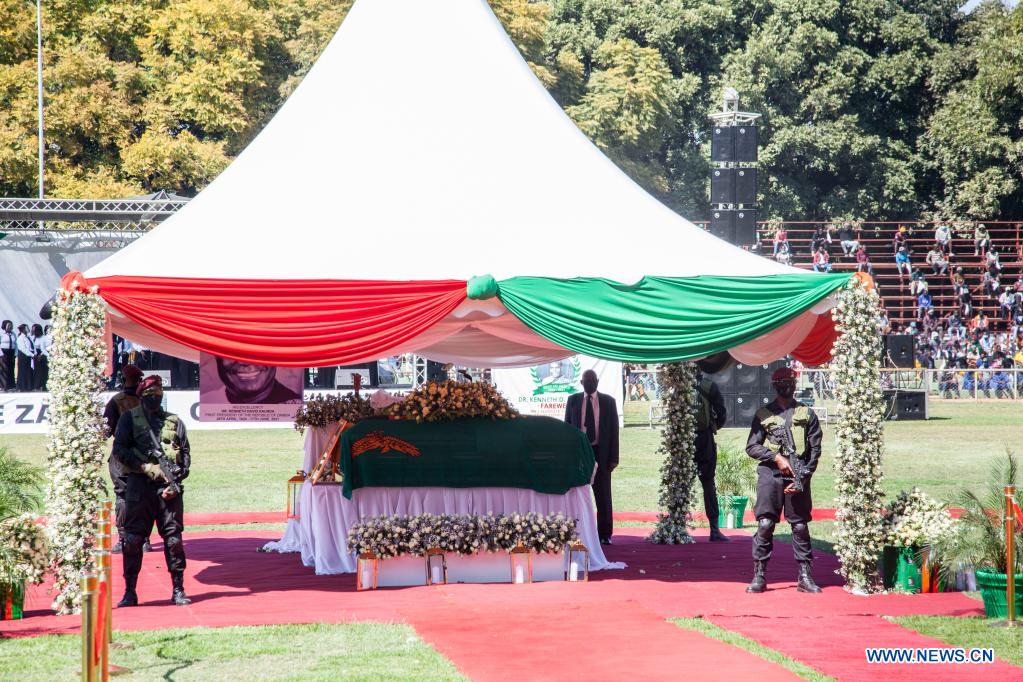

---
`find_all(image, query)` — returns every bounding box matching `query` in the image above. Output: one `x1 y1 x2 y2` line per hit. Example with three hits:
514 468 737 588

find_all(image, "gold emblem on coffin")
352 431 422 458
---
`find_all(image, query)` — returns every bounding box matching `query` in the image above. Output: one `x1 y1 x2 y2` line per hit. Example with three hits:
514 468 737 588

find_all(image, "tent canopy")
77 0 852 368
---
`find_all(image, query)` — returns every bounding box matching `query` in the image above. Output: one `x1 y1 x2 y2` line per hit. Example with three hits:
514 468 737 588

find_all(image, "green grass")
890 615 1023 666
2 400 1019 516
671 617 834 681
0 622 465 681
620 400 1023 511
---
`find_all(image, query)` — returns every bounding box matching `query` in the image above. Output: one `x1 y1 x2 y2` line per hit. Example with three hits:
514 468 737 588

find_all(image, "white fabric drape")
264 426 615 575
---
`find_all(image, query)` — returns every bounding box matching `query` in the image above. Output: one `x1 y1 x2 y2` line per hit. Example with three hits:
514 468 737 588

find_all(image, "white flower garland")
648 361 699 544
832 279 887 593
44 286 108 614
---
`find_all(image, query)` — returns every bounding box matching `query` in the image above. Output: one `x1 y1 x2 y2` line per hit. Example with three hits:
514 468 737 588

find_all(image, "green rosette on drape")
496 273 852 362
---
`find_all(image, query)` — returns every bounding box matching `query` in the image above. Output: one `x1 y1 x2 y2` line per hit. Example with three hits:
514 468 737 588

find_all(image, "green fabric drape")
496 273 852 362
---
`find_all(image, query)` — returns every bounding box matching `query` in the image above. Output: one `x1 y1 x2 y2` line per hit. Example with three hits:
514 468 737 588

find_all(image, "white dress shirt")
0 331 14 351
16 333 34 356
579 391 600 445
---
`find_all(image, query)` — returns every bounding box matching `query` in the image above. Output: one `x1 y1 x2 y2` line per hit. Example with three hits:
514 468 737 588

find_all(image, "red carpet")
2 527 1015 680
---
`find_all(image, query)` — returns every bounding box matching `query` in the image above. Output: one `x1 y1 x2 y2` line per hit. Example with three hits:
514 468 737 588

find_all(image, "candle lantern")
565 542 589 582
426 548 447 586
509 544 532 584
286 471 306 520
357 552 378 591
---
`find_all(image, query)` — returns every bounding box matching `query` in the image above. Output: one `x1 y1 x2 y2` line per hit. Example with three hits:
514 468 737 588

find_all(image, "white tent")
82 0 844 367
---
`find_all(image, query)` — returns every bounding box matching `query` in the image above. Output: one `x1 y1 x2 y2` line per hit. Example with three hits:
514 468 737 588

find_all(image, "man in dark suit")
694 372 729 541
564 369 619 545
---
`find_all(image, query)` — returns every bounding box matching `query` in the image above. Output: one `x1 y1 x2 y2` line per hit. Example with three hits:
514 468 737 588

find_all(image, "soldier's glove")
141 463 169 483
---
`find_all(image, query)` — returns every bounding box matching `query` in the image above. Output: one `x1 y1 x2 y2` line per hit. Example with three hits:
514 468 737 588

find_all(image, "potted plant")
930 450 1022 618
0 446 47 619
879 487 955 593
715 443 756 529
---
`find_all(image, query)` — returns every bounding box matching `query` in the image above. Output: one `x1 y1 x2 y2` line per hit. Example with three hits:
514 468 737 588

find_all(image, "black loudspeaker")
883 390 927 420
884 334 915 368
732 362 762 392
734 167 757 205
727 393 771 429
709 209 734 242
711 126 735 162
734 209 756 245
711 168 735 204
735 125 758 161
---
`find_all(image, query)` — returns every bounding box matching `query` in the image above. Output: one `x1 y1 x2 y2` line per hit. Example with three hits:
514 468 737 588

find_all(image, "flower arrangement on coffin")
928 449 1023 618
294 393 375 433
347 512 577 559
0 514 50 619
390 380 518 423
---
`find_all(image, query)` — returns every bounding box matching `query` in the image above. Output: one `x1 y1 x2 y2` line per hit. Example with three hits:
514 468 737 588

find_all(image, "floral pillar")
44 285 108 614
832 278 886 593
649 361 699 544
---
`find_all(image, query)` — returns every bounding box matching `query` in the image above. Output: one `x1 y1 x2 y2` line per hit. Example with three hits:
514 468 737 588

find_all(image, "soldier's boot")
746 560 767 593
118 534 143 607
171 572 191 606
708 527 730 542
797 561 822 593
116 581 138 608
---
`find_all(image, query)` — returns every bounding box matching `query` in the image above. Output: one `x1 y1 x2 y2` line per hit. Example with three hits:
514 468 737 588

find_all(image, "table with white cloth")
263 421 615 574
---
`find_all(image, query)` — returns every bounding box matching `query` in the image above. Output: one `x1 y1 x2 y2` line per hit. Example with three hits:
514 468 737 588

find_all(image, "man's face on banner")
218 358 276 395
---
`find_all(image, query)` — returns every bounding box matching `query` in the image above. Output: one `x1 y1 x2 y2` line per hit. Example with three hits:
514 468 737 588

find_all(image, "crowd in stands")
763 221 1023 372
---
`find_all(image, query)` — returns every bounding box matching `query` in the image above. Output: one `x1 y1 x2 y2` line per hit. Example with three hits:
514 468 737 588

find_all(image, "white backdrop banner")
0 391 306 435
491 355 624 426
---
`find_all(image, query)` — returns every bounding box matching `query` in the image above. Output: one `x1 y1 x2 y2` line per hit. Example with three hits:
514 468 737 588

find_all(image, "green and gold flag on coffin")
339 416 595 498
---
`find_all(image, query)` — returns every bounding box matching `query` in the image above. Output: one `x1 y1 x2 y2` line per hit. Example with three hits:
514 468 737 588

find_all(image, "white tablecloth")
263 425 617 575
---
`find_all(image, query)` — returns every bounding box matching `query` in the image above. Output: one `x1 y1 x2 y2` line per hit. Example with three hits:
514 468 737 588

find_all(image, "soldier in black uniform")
693 371 729 541
103 364 146 554
112 375 192 606
745 367 823 594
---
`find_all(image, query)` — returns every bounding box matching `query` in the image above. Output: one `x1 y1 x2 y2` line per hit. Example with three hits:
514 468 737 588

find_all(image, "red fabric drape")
64 273 467 367
790 311 838 366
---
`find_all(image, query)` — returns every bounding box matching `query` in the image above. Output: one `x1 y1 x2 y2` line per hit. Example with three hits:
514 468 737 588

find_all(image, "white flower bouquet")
883 487 955 549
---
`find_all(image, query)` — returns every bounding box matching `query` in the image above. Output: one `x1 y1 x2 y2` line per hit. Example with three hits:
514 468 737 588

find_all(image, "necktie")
584 394 597 444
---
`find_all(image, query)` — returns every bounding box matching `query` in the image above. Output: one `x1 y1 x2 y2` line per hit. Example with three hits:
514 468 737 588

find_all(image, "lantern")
426 548 447 586
357 552 378 591
509 544 532 584
286 471 306 520
565 542 589 582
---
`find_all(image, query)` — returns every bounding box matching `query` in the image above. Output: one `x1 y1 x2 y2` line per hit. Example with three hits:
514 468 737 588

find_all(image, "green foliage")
0 445 44 521
714 441 756 499
930 449 1022 581
0 0 1020 219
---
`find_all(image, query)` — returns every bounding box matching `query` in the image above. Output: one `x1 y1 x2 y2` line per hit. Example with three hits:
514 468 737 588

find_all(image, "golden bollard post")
99 505 115 652
81 573 98 682
1006 485 1017 627
93 541 111 681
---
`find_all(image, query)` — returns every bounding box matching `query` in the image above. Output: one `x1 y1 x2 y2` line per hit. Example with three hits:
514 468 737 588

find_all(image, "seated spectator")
774 240 793 266
892 226 908 254
917 290 933 319
854 245 873 274
894 246 912 281
926 245 948 276
773 226 789 257
981 271 1000 299
934 223 951 253
959 287 973 317
810 224 831 255
974 223 990 257
999 290 1014 321
909 269 928 296
839 222 859 257
812 246 831 272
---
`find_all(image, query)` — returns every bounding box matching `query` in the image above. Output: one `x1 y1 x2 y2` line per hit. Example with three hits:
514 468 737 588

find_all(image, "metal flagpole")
36 0 45 231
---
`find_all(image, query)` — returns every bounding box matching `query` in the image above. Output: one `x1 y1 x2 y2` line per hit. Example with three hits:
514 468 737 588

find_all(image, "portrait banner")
199 352 305 422
492 355 624 427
